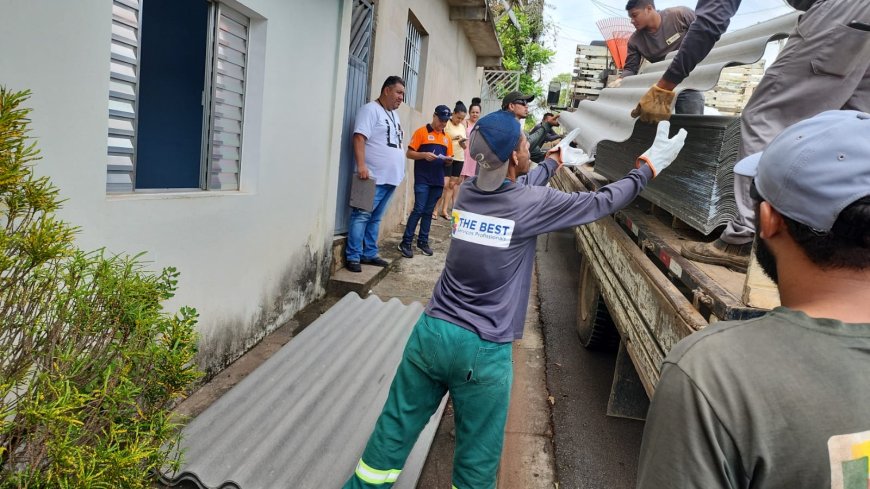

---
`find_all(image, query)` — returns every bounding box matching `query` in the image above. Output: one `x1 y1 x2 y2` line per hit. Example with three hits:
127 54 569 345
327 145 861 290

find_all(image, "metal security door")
335 0 374 234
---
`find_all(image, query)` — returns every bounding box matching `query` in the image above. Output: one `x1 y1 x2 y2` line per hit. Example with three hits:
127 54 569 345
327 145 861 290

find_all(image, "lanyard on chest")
377 100 402 148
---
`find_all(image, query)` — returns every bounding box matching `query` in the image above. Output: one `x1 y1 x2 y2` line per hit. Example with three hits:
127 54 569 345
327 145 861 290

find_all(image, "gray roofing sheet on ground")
160 293 443 489
560 12 800 155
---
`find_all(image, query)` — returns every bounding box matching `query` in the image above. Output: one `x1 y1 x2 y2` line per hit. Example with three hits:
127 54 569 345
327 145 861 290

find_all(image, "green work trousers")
343 314 513 489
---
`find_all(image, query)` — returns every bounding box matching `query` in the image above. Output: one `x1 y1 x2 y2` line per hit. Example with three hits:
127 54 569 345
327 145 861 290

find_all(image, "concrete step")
328 259 395 297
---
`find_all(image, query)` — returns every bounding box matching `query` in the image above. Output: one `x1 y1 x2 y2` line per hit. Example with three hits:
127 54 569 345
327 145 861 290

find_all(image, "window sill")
107 190 253 202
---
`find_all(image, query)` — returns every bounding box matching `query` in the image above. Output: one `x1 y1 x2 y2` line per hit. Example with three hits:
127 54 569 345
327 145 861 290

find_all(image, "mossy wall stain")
196 239 333 379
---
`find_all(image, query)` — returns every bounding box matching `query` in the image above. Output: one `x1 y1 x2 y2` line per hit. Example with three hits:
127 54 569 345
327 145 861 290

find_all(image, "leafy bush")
0 88 202 487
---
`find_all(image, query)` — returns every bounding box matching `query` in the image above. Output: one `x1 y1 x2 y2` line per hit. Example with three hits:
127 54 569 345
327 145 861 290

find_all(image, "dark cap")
501 91 534 110
434 105 452 121
733 110 870 233
467 110 522 191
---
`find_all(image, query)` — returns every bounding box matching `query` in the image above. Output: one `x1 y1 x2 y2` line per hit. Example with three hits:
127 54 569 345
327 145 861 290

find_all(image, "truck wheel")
576 258 620 352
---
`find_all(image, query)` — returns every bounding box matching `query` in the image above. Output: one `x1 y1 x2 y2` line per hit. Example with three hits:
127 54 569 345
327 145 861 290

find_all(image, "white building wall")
367 0 486 239
0 0 352 376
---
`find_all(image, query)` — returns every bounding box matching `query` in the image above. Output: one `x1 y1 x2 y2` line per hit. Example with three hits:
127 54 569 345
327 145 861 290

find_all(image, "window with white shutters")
105 1 250 193
107 0 140 193
206 5 248 191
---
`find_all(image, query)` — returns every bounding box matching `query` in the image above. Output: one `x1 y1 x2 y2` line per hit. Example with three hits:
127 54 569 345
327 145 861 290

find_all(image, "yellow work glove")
631 85 676 123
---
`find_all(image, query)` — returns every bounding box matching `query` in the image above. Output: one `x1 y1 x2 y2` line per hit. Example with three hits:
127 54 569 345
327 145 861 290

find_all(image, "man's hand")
608 77 624 89
546 127 589 168
545 146 564 167
357 164 370 180
636 121 687 177
424 152 438 161
631 85 676 124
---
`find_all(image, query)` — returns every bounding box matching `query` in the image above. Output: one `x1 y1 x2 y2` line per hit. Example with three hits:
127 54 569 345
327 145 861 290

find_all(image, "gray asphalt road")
536 230 644 489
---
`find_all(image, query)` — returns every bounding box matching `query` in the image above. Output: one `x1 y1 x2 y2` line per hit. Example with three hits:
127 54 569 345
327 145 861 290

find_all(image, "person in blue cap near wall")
637 110 870 489
345 110 688 488
398 105 454 259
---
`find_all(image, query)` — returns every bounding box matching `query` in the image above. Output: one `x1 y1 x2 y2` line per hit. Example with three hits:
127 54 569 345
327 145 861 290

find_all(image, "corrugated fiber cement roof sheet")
160 293 443 489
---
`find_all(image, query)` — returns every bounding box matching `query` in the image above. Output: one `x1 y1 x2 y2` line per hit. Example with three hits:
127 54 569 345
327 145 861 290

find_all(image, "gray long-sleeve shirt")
425 160 653 343
662 0 815 85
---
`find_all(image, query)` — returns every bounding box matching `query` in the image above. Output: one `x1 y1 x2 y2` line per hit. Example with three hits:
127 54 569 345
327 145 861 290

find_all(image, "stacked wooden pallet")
706 61 765 115
570 43 612 106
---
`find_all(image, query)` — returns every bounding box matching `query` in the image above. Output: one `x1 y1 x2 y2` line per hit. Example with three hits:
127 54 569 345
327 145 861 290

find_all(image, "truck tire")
576 257 620 352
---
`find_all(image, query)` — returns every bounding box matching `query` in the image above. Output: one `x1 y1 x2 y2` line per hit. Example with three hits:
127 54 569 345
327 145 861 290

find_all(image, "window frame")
106 0 249 193
402 15 424 109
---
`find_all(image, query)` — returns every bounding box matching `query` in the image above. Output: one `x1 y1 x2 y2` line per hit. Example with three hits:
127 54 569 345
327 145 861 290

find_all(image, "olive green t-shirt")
637 307 870 489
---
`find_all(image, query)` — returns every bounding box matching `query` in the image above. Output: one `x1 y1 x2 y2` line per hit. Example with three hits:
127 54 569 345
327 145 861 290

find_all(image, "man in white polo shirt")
346 76 407 273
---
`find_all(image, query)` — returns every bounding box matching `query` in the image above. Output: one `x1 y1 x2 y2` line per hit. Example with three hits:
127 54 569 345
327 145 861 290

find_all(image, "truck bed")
550 166 766 396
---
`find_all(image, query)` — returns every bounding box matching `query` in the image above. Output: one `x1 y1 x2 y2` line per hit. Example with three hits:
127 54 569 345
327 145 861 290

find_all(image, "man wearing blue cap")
637 110 870 489
345 111 688 488
398 105 454 258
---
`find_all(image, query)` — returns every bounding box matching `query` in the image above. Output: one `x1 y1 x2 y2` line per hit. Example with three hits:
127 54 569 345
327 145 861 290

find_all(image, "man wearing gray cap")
345 110 687 488
631 0 870 271
637 110 870 489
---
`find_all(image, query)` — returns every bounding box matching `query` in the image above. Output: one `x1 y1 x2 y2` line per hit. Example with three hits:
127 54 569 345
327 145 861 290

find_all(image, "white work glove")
607 77 623 89
552 128 592 166
636 121 687 177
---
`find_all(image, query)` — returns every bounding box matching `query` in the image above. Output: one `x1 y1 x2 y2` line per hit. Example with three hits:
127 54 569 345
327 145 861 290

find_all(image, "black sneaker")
346 261 362 273
361 256 389 267
417 242 434 256
398 242 413 258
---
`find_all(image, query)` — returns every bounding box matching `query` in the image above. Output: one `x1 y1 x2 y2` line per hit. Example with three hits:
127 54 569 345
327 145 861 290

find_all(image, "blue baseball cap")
733 110 870 232
434 105 452 121
467 110 522 191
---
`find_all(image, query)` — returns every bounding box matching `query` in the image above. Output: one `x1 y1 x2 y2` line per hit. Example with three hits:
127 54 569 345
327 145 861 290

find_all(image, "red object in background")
605 37 630 69
595 18 634 69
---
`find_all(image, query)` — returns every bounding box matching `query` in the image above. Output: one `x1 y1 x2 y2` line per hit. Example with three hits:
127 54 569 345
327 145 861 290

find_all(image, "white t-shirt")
353 101 406 186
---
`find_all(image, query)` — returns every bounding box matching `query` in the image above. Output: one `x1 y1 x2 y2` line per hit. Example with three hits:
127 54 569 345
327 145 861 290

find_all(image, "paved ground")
535 230 644 489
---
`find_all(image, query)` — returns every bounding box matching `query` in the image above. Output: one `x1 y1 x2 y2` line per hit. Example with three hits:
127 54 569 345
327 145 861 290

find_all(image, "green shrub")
0 88 202 487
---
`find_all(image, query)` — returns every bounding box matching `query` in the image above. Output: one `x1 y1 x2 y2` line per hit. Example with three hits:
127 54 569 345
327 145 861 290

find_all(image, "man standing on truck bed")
344 111 687 489
612 0 705 114
630 0 870 272
636 110 870 489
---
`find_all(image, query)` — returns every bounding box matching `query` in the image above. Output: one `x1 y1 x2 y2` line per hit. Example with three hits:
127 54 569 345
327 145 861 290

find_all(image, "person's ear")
758 201 785 240
510 150 519 166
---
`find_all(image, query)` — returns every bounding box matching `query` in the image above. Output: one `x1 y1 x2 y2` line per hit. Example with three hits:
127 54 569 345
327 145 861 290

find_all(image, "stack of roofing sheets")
160 293 443 489
593 115 741 235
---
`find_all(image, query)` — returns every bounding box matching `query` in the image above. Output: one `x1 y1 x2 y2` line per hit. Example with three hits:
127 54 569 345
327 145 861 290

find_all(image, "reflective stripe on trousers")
354 458 401 485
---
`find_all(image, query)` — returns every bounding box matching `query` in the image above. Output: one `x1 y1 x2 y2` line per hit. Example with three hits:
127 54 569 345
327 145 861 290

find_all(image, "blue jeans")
675 90 705 115
346 184 396 263
401 183 443 246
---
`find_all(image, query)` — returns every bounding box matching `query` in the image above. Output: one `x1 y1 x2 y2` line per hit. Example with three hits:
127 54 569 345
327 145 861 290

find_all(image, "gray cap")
733 110 870 232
